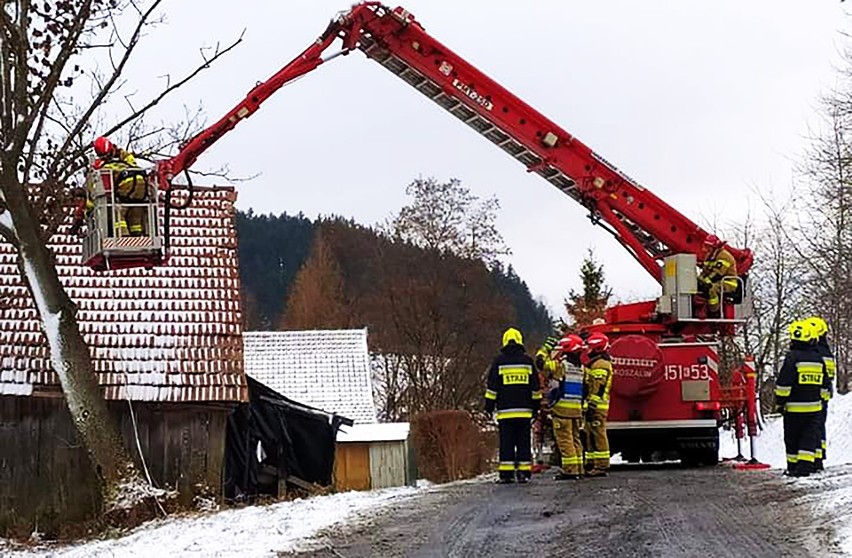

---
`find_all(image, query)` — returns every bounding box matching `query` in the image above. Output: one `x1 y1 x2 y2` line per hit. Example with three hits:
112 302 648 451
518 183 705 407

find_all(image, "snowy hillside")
720 393 852 469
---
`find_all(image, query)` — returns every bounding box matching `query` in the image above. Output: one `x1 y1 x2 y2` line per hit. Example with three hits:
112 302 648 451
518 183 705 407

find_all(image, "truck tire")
622 450 641 464
680 448 719 467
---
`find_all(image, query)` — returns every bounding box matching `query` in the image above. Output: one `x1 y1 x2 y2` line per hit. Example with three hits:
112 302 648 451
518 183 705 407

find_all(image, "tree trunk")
1 173 139 504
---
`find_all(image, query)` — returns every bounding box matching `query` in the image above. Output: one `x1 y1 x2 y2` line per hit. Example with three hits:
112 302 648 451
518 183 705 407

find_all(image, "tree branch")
49 0 164 177
58 30 244 180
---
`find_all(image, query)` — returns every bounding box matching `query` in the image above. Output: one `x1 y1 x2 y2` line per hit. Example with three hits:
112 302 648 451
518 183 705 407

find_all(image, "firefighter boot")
585 468 608 478
554 471 582 481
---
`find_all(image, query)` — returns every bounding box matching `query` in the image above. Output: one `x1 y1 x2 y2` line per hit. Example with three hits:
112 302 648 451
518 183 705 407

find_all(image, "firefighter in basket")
698 234 739 316
72 136 150 238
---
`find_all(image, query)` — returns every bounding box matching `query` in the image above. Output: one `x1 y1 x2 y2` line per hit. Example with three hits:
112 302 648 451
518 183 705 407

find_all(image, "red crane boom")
155 3 752 283
82 3 764 467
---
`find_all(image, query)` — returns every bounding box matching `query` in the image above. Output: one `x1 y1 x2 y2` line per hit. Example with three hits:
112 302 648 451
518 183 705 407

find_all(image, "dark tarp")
224 376 352 500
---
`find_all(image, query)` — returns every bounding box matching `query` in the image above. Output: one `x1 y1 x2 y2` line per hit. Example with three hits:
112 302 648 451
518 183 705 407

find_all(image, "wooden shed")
334 422 415 491
0 187 247 537
243 330 415 492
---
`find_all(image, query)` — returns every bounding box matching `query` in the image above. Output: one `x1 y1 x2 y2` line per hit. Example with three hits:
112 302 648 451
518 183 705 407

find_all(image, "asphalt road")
286 463 840 558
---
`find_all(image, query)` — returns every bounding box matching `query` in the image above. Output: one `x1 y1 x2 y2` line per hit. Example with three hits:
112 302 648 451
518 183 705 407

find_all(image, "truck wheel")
622 450 641 464
681 449 718 467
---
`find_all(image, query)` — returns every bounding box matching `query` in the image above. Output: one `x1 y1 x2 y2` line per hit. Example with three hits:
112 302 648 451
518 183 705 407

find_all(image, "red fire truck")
79 3 762 466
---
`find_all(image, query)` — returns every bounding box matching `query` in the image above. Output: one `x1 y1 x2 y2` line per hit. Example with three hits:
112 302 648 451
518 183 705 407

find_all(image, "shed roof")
244 329 377 424
336 422 410 443
0 186 247 403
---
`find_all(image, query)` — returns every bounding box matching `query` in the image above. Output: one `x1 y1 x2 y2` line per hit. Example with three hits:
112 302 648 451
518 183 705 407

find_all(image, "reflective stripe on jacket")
484 342 541 420
585 353 613 413
774 342 827 414
552 358 584 418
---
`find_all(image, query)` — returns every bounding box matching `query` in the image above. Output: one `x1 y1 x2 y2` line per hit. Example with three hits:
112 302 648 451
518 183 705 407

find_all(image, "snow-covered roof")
336 422 410 443
244 329 377 424
0 186 247 403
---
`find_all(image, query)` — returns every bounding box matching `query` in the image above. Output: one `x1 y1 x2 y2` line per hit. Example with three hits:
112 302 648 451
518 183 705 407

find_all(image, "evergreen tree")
236 210 316 329
564 249 612 328
490 263 553 342
281 230 349 330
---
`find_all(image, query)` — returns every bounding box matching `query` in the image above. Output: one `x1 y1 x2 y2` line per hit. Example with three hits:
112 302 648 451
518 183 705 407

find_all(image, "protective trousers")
585 411 610 470
783 412 821 475
708 277 738 312
498 418 532 481
115 174 148 237
552 416 583 476
817 402 828 467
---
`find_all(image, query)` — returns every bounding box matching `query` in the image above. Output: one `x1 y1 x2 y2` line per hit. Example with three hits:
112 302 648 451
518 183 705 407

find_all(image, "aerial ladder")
80 3 764 466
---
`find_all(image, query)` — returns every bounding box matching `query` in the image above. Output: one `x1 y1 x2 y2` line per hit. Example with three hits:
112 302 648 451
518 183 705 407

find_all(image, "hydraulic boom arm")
156 3 753 282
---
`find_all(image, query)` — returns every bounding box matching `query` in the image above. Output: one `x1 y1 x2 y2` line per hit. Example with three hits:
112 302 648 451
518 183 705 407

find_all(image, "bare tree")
387 177 510 265
793 80 852 393
728 198 809 409
0 0 239 509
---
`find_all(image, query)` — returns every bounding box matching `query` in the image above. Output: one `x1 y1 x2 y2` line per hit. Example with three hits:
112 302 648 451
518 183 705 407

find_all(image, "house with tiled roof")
0 186 246 536
244 329 414 491
244 329 378 424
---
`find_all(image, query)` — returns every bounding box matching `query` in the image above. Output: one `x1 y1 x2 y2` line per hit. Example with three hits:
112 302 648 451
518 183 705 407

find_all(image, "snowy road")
288 464 844 558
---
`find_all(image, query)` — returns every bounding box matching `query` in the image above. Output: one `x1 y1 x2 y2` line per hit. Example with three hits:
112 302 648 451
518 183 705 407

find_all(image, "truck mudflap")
607 420 719 466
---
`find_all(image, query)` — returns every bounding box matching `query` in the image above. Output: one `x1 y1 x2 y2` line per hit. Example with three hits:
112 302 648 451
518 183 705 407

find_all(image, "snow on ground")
2 485 423 558
720 393 852 469
720 394 852 555
785 465 852 556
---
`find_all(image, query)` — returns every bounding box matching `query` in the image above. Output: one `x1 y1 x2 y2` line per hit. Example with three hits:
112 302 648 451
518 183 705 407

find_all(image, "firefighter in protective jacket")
548 334 586 480
532 334 560 467
91 136 149 237
485 328 542 484
774 321 830 477
699 235 739 315
806 316 835 471
583 332 613 476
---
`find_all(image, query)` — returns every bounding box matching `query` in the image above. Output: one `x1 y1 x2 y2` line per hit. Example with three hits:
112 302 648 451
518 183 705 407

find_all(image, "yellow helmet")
788 320 816 343
806 316 828 338
502 327 523 347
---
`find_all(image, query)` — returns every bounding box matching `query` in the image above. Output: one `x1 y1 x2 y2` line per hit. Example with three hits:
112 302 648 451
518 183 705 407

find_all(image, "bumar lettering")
452 78 494 111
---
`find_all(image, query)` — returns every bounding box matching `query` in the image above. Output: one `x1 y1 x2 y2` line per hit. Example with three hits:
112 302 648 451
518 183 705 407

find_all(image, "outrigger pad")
732 461 770 471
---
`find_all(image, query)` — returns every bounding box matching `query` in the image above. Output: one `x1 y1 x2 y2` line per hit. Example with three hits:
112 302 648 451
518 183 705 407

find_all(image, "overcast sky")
123 1 847 319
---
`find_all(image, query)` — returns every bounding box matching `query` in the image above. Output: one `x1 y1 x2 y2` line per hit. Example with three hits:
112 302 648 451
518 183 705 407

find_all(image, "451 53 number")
664 364 710 381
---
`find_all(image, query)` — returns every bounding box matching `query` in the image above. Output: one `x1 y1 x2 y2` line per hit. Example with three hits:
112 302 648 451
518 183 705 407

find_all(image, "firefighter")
92 136 149 237
534 335 560 377
698 234 739 315
549 334 586 480
774 321 828 478
533 334 561 468
807 316 835 471
484 327 542 484
583 332 613 476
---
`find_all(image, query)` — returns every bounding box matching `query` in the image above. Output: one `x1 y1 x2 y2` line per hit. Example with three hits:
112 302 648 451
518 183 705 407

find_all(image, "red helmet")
586 332 610 352
93 136 114 156
557 334 584 354
703 234 721 249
